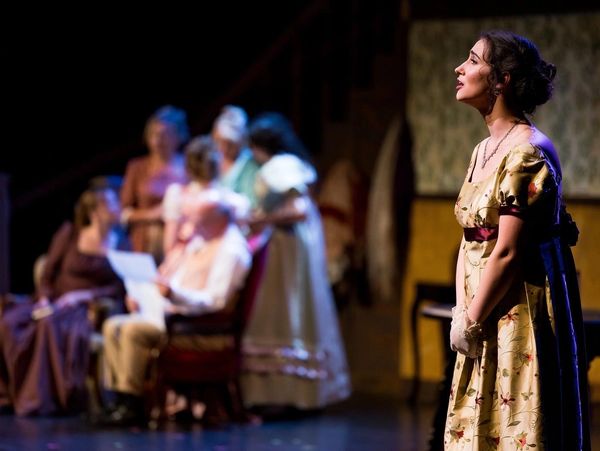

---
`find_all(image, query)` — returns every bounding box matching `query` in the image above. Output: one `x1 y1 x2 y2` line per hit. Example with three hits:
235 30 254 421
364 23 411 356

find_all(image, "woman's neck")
482 99 528 139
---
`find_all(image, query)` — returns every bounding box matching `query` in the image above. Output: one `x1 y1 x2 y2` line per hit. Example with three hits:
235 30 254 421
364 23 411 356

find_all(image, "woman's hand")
248 210 269 230
450 306 483 359
31 296 54 320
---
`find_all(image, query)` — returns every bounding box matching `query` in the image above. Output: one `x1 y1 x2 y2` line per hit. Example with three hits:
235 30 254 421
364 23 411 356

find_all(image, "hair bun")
541 61 557 82
480 30 557 115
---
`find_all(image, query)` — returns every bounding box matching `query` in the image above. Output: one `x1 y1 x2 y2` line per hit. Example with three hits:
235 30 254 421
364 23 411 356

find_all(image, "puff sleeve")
162 182 184 222
496 144 552 217
255 154 316 213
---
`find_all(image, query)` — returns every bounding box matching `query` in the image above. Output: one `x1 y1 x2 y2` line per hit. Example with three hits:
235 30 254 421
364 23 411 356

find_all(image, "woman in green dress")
212 105 260 208
446 31 589 450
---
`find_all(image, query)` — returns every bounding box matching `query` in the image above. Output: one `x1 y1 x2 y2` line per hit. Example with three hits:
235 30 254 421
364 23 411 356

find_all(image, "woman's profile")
446 30 590 450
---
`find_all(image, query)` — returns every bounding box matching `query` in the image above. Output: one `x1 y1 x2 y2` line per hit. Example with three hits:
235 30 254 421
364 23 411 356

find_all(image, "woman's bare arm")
466 214 524 323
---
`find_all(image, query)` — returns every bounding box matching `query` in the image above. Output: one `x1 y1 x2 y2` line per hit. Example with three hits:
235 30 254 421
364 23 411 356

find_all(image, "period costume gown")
121 155 187 262
241 154 351 409
220 148 260 209
445 143 590 450
0 223 128 416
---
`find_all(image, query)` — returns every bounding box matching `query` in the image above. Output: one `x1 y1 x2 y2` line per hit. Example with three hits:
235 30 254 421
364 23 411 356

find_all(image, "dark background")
2 3 308 292
3 0 599 293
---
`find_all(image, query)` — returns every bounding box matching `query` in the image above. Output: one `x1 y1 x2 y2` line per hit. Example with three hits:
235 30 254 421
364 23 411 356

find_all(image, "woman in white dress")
241 112 351 412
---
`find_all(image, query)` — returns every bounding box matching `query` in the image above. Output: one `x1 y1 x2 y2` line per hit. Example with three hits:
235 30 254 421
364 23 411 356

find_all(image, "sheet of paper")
107 250 165 330
124 280 166 331
107 250 158 282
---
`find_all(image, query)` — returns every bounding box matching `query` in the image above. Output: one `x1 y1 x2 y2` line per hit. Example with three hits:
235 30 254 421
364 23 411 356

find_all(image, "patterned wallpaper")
407 14 600 198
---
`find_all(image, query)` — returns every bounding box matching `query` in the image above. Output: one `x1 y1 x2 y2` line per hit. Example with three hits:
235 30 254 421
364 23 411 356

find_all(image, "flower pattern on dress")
475 392 485 406
514 431 537 449
446 144 554 450
528 182 538 198
449 426 467 443
500 393 516 410
501 311 520 323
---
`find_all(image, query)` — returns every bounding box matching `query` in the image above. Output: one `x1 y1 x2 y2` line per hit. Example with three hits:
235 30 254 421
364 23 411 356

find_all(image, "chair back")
164 239 267 339
151 238 269 422
159 238 268 381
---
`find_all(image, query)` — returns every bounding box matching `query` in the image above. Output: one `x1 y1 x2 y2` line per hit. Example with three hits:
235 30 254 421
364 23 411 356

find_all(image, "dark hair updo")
144 105 190 145
248 112 311 162
480 30 556 116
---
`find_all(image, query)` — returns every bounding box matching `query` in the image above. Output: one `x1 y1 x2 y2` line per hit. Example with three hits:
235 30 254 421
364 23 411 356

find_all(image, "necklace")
481 122 520 169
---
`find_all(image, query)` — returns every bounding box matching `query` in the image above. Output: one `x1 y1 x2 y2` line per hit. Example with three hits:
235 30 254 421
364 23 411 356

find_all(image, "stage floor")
0 393 597 450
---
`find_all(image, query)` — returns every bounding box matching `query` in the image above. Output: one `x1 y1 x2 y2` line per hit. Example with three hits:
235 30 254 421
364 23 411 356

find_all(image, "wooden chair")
409 282 455 404
410 282 455 451
86 296 124 414
149 241 267 425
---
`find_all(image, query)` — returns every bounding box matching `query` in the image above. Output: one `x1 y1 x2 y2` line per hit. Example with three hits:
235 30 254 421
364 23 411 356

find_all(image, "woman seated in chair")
0 184 129 416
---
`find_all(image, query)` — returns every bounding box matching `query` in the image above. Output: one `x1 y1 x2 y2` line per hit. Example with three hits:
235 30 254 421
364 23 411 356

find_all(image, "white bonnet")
213 105 248 144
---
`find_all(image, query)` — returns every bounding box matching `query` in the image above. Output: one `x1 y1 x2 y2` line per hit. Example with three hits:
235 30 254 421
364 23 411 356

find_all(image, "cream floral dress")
445 143 559 450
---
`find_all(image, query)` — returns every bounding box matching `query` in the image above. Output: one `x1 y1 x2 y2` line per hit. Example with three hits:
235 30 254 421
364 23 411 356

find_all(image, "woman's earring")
493 88 502 96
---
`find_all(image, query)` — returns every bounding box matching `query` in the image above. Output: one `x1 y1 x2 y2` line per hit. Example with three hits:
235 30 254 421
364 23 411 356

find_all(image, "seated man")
100 193 251 425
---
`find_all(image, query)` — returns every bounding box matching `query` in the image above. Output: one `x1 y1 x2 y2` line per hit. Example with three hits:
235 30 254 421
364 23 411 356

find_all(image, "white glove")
450 306 483 359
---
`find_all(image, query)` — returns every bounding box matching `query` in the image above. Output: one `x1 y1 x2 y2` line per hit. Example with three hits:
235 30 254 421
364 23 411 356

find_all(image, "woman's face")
250 145 271 166
94 190 121 225
213 130 241 162
454 39 492 111
146 120 180 157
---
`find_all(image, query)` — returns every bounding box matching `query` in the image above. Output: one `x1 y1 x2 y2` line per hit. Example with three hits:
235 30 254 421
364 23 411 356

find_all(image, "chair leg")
146 358 168 426
150 380 169 425
86 350 104 415
227 379 247 421
428 350 456 450
409 295 422 405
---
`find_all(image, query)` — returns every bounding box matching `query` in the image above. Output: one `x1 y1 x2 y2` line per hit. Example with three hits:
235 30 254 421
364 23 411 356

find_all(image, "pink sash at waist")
463 227 498 242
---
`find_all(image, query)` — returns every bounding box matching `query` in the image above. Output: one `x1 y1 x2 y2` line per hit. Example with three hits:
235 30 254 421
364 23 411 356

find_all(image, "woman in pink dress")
120 105 189 263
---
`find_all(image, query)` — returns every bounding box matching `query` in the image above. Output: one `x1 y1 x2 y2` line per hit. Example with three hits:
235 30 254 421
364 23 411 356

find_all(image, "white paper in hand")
107 250 166 330
107 250 158 282
124 280 166 330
